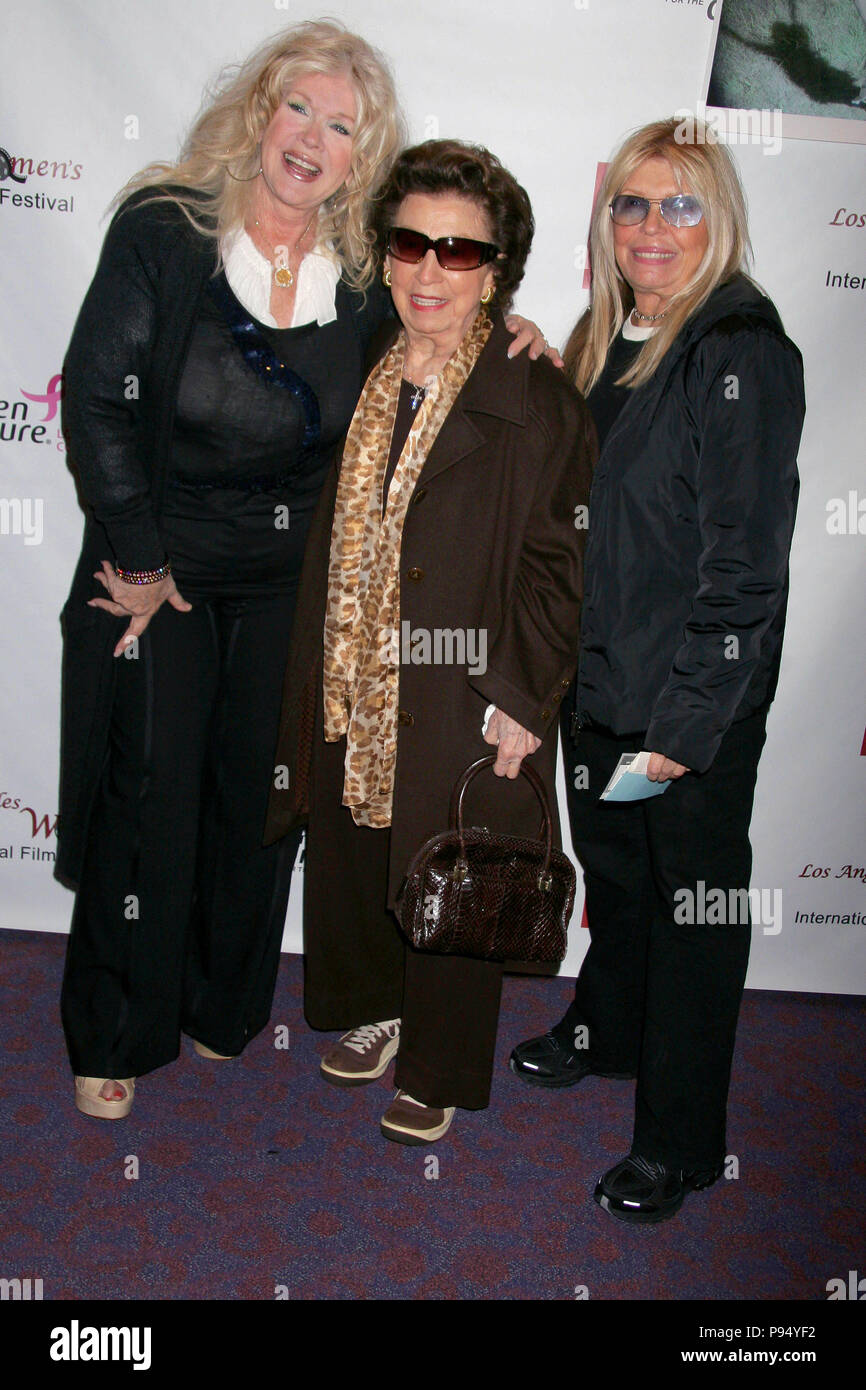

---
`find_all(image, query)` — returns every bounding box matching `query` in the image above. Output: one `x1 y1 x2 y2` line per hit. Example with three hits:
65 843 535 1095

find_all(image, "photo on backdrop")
705 0 866 144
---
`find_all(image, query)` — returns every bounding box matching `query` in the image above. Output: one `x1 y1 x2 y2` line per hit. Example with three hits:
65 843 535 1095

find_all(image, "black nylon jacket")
576 274 805 773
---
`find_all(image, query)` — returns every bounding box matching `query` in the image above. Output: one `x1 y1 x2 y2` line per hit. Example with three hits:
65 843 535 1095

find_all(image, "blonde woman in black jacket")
511 118 805 1224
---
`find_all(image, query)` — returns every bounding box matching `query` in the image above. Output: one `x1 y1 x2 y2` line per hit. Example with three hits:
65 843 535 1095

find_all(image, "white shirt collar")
621 316 656 341
221 227 340 328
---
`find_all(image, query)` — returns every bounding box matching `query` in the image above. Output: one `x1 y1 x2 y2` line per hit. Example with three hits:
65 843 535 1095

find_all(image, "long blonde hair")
565 118 753 393
118 20 404 290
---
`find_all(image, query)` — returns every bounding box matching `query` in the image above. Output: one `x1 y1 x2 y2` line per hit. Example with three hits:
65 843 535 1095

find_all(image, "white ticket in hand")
600 751 671 802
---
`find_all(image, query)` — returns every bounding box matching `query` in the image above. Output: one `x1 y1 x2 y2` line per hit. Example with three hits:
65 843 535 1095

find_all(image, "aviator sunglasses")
387 226 501 271
609 193 704 228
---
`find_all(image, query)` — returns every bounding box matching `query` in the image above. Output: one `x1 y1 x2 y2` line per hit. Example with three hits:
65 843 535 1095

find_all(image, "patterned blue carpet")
0 928 863 1301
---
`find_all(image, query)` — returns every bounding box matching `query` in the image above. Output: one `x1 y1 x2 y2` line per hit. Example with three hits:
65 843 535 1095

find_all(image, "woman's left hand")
504 315 564 367
646 752 690 782
484 707 542 778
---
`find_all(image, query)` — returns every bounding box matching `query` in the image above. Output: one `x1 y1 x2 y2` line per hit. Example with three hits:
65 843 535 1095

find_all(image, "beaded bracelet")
115 560 172 586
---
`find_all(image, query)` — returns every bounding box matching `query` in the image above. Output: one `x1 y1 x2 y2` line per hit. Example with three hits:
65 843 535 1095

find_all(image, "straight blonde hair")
118 20 405 290
565 118 754 393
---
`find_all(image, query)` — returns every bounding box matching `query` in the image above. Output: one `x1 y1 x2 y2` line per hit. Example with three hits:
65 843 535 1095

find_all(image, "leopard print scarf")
322 309 493 827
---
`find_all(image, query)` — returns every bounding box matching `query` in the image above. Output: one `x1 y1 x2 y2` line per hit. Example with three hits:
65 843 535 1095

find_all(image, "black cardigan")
56 189 389 884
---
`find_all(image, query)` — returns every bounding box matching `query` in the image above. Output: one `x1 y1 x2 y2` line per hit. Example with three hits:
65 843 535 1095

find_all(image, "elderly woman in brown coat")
266 139 594 1144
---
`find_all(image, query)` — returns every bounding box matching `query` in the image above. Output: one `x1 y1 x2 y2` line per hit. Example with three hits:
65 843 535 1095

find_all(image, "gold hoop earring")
224 146 263 183
480 286 494 305
383 268 392 287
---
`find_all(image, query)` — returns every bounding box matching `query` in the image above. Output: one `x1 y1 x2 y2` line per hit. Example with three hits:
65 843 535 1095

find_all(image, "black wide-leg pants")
61 591 302 1078
556 703 768 1169
303 708 504 1110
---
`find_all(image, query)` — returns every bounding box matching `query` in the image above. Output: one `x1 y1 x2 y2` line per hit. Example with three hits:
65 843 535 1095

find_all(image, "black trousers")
303 714 504 1110
556 703 768 1169
61 591 302 1078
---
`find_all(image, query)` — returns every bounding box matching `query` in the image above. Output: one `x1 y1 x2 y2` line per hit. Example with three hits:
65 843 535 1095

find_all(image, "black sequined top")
162 272 372 594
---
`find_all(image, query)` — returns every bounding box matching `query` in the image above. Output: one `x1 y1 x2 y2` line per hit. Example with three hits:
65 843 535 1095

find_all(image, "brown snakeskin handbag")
397 755 576 963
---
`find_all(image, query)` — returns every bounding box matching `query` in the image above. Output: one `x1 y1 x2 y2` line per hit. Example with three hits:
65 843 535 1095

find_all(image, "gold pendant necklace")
254 211 317 289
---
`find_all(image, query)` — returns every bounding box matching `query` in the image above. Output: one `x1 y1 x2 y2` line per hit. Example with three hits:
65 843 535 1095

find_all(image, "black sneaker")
594 1154 724 1225
509 1031 634 1088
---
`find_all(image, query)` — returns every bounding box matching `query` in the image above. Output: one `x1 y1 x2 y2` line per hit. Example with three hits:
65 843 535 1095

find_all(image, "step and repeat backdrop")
1 0 864 992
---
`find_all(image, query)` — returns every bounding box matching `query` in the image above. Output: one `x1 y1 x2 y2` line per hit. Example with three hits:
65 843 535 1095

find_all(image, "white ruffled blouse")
221 227 341 328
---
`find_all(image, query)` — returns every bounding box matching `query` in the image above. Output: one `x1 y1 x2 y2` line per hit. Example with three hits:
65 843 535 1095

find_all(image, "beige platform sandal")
192 1040 235 1060
74 1076 135 1119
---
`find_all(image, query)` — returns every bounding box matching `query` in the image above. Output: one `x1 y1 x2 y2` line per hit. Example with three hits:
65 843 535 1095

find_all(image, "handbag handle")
447 755 555 889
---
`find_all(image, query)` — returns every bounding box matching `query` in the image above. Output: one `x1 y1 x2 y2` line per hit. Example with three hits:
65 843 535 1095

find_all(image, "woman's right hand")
646 751 690 782
483 707 541 778
88 559 192 657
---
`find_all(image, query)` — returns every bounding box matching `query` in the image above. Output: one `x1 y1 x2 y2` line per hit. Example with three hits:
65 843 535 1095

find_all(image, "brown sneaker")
380 1090 455 1145
320 1019 401 1087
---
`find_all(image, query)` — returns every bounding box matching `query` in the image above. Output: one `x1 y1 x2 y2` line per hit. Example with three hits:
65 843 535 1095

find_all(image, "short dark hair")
372 139 534 308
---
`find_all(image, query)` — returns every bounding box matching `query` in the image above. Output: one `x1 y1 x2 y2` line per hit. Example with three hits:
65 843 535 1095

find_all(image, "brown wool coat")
264 312 596 907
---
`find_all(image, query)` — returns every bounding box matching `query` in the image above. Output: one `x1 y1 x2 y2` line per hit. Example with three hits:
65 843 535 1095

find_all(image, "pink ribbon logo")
21 373 64 421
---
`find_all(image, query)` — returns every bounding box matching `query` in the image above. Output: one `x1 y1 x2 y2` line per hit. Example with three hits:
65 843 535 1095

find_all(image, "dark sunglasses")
387 226 501 271
609 193 704 228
